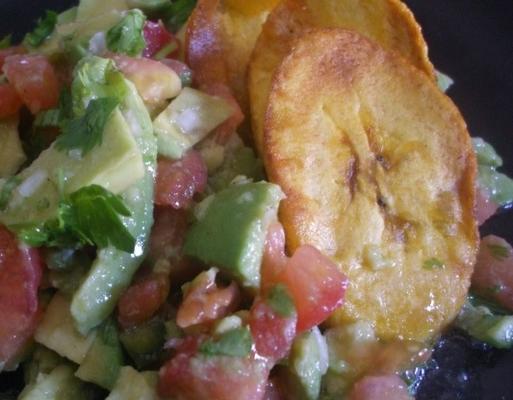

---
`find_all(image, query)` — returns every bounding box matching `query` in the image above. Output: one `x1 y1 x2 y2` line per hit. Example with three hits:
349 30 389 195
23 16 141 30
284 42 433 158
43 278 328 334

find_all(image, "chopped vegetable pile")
0 1 512 399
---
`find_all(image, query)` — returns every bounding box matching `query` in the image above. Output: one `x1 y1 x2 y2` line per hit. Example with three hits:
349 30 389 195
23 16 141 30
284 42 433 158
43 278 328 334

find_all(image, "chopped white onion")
17 170 48 198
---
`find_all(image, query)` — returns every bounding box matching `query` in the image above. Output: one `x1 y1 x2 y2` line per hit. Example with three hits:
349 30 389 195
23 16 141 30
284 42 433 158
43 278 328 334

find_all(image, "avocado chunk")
34 294 97 365
76 0 128 22
18 365 91 400
184 182 283 289
153 87 233 159
0 109 144 227
283 327 328 400
106 366 159 400
75 318 124 390
0 117 26 178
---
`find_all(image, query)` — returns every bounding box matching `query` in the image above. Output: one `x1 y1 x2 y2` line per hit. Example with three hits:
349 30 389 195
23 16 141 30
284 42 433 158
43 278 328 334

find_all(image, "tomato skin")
348 375 412 400
158 342 270 400
0 83 23 118
117 272 170 329
3 54 59 114
0 46 25 70
249 297 297 362
472 235 513 311
155 151 208 209
262 223 348 332
143 21 181 59
0 226 42 370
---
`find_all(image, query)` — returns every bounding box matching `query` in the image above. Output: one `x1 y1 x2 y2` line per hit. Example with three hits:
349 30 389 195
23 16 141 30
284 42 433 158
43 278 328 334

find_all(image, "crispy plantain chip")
264 29 477 341
185 0 280 127
249 0 435 155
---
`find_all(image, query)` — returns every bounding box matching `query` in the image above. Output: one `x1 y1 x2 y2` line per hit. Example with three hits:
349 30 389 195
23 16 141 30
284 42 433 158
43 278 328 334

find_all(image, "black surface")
1 0 513 399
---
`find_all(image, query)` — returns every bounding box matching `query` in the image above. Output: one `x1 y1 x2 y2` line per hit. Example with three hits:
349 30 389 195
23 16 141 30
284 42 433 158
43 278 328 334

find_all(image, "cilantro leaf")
106 9 146 56
266 284 296 318
0 34 12 49
10 185 135 253
199 327 253 358
67 185 134 252
24 10 58 48
423 258 445 270
0 177 21 211
55 97 119 156
163 0 197 32
488 244 510 261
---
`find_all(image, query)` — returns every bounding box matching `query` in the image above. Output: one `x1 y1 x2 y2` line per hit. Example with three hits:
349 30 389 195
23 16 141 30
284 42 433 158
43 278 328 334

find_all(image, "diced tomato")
149 207 189 261
155 150 208 209
0 83 23 118
249 296 297 362
0 46 25 70
176 268 240 329
201 83 244 144
158 340 270 400
117 271 170 329
475 186 499 225
3 54 59 114
112 54 181 110
0 226 42 370
143 20 181 59
262 222 348 332
348 375 412 400
472 235 513 311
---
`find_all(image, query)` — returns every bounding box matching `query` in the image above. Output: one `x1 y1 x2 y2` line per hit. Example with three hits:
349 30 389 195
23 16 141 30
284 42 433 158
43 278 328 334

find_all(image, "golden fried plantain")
264 29 477 341
185 0 280 127
248 0 435 155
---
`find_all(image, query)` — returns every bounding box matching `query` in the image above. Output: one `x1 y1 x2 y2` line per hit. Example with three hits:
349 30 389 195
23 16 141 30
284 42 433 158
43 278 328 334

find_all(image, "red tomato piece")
0 83 23 118
117 272 170 329
0 46 25 70
176 268 240 329
148 206 189 263
3 54 59 114
0 226 42 370
475 186 499 226
348 375 412 400
155 150 208 209
143 20 181 59
158 343 270 400
249 296 297 362
201 83 244 144
262 223 348 332
472 235 513 311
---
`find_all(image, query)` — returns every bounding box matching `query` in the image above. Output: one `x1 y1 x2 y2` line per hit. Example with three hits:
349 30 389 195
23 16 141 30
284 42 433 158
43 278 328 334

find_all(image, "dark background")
1 0 513 398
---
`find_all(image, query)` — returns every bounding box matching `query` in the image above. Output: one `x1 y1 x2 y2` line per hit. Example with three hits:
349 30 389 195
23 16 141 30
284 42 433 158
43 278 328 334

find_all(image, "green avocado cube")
184 182 284 289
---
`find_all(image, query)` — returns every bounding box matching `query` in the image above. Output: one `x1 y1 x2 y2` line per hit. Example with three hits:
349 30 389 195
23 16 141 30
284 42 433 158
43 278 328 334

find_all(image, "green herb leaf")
423 258 445 270
199 327 253 358
55 97 119 156
10 185 135 252
0 34 12 49
66 184 134 252
266 284 296 318
163 0 197 32
25 10 58 48
0 176 21 211
34 109 61 128
488 244 510 261
106 9 146 56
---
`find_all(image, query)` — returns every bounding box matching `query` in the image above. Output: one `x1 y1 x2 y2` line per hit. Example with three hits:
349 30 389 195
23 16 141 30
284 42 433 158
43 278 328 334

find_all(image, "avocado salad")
0 1 513 399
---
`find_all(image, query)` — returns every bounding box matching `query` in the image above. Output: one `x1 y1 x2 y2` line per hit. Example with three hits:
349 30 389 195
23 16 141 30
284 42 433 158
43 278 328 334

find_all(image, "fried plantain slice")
264 28 477 341
248 0 435 155
185 0 280 128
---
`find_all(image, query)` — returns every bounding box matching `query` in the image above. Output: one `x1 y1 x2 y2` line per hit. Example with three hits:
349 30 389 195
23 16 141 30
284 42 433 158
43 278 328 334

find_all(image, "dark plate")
1 1 513 399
